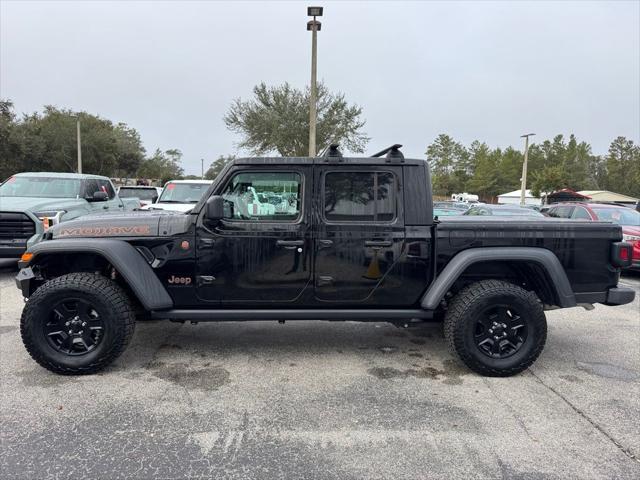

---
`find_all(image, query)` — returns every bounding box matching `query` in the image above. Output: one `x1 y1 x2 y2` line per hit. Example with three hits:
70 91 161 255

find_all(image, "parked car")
546 202 640 270
116 186 162 207
434 207 464 217
15 153 634 377
463 204 545 217
141 180 213 213
0 172 140 259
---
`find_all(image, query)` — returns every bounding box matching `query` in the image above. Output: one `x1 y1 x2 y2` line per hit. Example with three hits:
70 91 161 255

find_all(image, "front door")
196 167 312 304
314 166 407 305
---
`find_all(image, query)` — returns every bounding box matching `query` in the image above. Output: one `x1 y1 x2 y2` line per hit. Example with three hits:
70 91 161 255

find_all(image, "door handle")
318 239 333 248
277 240 304 249
365 240 392 248
102 205 109 210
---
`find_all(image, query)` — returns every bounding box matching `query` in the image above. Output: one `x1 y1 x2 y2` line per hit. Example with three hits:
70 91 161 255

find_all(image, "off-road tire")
444 280 547 377
21 273 135 375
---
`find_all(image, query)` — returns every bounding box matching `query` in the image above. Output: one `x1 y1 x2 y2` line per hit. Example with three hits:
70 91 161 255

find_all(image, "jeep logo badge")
167 275 192 285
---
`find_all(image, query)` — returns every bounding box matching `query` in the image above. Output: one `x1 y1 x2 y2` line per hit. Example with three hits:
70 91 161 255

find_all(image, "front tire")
444 280 547 377
20 273 135 375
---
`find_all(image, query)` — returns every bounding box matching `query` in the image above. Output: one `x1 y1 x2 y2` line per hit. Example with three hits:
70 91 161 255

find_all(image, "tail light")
611 242 633 268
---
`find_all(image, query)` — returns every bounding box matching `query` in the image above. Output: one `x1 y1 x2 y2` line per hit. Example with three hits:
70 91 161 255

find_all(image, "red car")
546 202 640 270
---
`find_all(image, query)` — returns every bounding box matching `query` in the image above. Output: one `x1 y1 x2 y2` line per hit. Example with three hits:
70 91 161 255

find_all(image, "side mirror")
205 195 225 221
91 191 109 202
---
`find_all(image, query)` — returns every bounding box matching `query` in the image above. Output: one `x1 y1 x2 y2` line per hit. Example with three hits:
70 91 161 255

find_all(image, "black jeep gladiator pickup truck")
15 147 635 376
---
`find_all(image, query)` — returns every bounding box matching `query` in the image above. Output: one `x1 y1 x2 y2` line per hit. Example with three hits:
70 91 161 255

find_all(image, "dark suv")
15 150 635 377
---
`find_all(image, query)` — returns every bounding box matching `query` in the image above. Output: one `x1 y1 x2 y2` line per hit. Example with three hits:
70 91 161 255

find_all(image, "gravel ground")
1 261 639 479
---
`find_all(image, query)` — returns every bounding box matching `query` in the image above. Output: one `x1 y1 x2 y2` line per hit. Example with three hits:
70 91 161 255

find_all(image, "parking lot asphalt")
0 262 639 479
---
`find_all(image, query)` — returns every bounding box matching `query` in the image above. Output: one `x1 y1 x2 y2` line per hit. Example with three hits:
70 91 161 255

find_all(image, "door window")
221 171 301 221
97 180 116 199
83 180 100 199
323 171 395 222
571 207 592 220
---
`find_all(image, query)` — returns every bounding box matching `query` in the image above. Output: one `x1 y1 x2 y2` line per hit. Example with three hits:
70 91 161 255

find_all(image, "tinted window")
119 187 158 201
548 206 574 218
324 172 395 222
221 172 301 221
571 207 592 220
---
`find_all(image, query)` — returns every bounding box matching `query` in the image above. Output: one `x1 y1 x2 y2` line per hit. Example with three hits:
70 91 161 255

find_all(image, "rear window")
324 171 396 222
119 187 158 201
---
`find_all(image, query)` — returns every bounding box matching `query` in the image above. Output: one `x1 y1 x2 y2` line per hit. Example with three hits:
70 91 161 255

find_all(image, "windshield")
119 187 158 201
158 183 209 203
592 207 640 226
0 176 81 198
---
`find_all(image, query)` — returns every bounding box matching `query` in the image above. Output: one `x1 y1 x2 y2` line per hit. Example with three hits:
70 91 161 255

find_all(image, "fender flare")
420 247 577 310
28 239 173 311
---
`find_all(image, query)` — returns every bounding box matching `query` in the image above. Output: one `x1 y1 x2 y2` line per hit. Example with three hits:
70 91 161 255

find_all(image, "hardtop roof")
231 157 428 167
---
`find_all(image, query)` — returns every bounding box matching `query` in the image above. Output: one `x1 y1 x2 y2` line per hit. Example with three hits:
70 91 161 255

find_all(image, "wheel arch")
421 247 576 310
26 239 173 311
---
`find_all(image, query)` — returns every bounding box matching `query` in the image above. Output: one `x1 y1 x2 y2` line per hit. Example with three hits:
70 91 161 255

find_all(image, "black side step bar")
151 309 433 321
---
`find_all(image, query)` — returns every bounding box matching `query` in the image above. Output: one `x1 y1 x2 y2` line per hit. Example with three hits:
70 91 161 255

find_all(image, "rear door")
314 166 406 305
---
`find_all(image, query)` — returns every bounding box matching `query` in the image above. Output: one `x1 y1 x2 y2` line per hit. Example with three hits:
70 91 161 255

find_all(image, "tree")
0 100 22 180
604 137 640 197
205 155 236 180
425 134 469 196
0 103 147 179
137 148 185 184
224 82 369 156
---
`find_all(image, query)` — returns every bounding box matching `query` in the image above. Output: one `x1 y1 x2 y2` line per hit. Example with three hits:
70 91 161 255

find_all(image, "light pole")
307 6 323 157
72 115 82 174
201 158 204 179
520 133 535 206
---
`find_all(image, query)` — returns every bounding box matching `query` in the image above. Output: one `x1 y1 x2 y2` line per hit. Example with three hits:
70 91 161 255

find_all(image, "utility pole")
307 6 323 157
76 117 82 174
520 133 535 206
201 158 204 179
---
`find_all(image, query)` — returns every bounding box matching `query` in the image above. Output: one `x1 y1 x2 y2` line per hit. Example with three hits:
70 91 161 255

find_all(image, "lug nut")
82 322 87 327
65 321 70 326
489 329 493 333
68 330 73 335
494 336 499 340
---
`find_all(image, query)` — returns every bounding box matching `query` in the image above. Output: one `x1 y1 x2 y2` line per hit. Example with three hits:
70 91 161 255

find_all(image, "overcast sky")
1 0 639 175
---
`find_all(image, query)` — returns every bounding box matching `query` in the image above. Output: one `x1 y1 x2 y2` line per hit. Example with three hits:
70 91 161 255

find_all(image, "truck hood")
0 196 87 213
47 210 192 239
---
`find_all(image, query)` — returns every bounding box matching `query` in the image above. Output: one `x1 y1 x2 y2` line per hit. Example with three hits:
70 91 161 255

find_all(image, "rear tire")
20 273 135 375
444 280 547 377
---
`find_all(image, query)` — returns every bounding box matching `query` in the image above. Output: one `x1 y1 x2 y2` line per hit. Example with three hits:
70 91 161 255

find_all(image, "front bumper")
15 266 35 297
604 287 636 306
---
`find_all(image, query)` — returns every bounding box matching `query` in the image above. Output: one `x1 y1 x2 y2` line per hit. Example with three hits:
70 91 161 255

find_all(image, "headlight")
33 210 66 231
623 234 640 242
